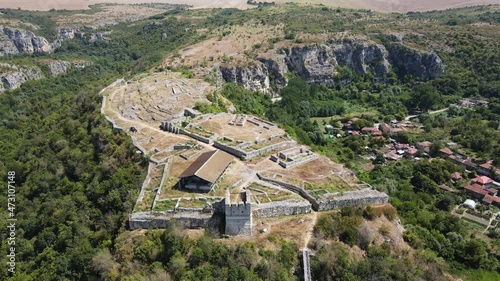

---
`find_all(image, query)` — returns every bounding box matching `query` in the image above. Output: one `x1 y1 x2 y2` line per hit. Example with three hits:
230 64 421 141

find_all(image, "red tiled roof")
396 144 410 150
371 130 382 136
482 195 500 204
480 161 500 173
405 148 418 155
472 176 494 185
419 141 432 147
463 184 488 196
440 147 454 155
480 162 492 170
482 195 494 204
361 127 376 133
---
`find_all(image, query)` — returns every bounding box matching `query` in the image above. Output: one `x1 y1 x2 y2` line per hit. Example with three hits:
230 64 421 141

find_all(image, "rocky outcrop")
0 26 54 56
89 31 112 43
0 59 90 91
219 63 270 93
0 63 44 91
58 28 85 40
0 25 113 57
387 44 444 79
219 40 444 94
45 60 91 76
257 55 288 88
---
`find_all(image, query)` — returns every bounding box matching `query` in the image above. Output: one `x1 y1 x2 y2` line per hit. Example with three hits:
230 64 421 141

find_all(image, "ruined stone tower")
224 189 252 236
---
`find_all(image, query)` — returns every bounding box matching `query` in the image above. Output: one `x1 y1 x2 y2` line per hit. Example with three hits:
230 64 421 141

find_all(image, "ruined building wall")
253 199 311 218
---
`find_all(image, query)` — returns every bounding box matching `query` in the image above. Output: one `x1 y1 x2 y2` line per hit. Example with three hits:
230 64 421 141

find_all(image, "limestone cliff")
0 60 91 91
219 63 271 93
218 40 444 94
0 26 56 56
0 63 44 91
45 60 92 76
0 26 113 57
386 44 444 79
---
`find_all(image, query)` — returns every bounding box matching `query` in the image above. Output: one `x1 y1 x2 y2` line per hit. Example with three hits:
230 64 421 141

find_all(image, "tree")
410 84 442 111
411 172 439 194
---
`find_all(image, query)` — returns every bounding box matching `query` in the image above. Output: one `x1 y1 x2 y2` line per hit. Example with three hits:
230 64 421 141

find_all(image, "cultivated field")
2 0 499 12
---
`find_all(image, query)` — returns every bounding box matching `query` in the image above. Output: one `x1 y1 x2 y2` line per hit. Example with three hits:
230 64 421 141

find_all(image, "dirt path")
303 211 318 249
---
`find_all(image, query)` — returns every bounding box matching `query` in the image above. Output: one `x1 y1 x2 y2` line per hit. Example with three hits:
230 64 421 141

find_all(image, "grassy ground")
452 268 500 281
304 178 351 193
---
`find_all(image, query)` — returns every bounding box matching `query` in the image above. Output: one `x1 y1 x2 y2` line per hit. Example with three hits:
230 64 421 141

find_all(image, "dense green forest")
0 3 499 281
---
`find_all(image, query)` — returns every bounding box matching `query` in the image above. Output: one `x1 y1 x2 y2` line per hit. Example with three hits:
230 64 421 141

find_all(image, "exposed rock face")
219 63 270 93
0 25 112 57
257 55 288 88
219 40 444 94
46 60 92 76
286 45 336 86
46 60 72 76
0 26 53 55
0 63 44 91
89 31 112 43
387 44 444 79
0 59 90 91
58 28 85 40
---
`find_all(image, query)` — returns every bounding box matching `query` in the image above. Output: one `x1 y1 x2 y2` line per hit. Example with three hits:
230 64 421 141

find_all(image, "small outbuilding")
463 199 476 209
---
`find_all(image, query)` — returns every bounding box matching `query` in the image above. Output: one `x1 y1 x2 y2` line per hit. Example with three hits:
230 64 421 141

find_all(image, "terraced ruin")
101 71 388 236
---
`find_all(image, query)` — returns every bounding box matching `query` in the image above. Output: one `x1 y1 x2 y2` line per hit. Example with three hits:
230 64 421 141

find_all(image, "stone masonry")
225 189 252 236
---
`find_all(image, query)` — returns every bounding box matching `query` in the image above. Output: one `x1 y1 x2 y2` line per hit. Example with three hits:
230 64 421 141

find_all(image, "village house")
404 147 419 158
462 175 500 207
361 127 377 134
449 155 477 170
478 161 500 180
439 147 454 158
417 141 432 154
379 123 405 136
371 130 383 137
472 176 494 187
463 183 489 199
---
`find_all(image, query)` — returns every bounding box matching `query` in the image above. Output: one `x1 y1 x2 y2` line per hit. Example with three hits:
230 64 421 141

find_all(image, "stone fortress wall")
129 113 388 234
256 173 388 212
253 199 312 218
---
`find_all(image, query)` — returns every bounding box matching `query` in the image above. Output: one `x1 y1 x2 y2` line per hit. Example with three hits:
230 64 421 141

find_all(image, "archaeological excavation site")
101 72 388 236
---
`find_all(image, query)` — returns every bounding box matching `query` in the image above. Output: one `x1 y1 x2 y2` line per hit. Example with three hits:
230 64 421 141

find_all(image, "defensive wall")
256 173 388 212
214 140 296 160
253 199 312 218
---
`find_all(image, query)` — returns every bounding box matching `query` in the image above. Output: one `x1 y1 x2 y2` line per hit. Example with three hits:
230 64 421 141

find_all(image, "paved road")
404 107 449 121
302 249 312 281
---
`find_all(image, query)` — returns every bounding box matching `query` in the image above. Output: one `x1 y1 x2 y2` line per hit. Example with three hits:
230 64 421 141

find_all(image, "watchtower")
224 189 252 236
